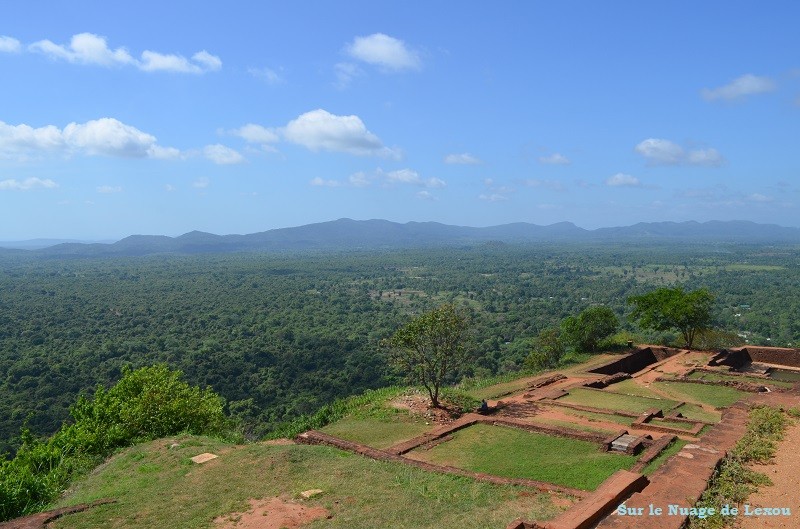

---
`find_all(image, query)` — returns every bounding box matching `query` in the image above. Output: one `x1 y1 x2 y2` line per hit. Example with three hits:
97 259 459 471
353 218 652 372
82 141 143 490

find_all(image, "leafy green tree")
561 306 619 353
383 304 470 408
627 287 714 349
524 328 565 371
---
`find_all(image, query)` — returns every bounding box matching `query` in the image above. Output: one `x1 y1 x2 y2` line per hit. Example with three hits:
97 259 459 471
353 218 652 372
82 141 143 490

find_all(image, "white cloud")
248 66 284 85
29 33 220 73
192 177 210 189
635 138 724 167
538 153 570 165
230 124 280 145
165 184 175 192
349 172 371 187
524 179 565 191
605 173 641 187
63 118 157 157
0 36 21 53
345 33 420 71
308 168 442 189
747 193 773 203
686 148 724 166
97 185 122 193
203 144 244 165
444 153 481 165
191 50 222 71
0 177 58 190
416 190 437 200
701 74 776 101
30 33 134 66
386 169 445 188
283 109 399 158
479 193 508 202
310 177 342 187
0 118 179 160
334 62 362 89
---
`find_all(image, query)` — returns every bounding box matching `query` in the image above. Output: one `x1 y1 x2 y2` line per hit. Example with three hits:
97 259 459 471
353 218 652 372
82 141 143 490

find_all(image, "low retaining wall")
710 346 800 369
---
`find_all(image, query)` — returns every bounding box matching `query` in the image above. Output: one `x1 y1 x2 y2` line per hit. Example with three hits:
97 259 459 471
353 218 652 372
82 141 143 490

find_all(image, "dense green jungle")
2 242 799 456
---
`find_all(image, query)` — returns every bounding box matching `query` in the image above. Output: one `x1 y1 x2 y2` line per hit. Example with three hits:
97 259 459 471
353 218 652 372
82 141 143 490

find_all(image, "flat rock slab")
191 452 219 464
300 489 324 499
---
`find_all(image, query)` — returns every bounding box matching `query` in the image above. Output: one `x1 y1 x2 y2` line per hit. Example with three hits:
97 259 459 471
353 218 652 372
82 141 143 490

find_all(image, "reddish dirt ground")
735 421 800 529
212 497 329 529
389 393 462 424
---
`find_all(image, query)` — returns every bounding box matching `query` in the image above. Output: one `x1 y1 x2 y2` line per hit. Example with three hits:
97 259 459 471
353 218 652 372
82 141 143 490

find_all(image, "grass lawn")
563 409 633 427
652 381 744 408
50 435 565 529
411 424 637 491
606 379 667 399
525 416 618 435
688 371 793 388
465 377 540 401
559 388 679 414
321 416 432 449
671 403 720 423
641 439 688 476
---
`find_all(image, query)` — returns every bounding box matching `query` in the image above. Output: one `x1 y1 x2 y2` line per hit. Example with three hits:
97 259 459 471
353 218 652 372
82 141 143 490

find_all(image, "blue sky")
1 1 799 239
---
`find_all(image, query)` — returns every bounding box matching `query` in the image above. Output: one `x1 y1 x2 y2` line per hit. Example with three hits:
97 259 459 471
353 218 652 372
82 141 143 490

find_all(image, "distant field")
723 264 785 272
50 436 565 529
410 424 637 491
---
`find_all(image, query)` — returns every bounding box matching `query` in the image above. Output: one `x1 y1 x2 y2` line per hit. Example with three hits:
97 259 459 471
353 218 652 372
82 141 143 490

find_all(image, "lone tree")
560 306 619 353
383 303 469 408
627 287 713 349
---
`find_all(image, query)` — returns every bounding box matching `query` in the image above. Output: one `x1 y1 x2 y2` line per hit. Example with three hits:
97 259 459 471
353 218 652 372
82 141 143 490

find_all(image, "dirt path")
735 422 800 529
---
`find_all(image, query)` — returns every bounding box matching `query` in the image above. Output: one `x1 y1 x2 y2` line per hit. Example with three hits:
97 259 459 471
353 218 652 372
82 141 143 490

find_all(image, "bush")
0 365 230 522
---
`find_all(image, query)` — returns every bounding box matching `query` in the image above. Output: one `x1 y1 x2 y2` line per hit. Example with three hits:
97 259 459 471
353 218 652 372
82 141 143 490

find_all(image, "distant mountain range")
2 219 799 257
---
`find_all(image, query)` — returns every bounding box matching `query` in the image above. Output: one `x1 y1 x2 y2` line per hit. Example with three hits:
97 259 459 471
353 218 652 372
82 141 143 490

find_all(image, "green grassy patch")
411 424 637 491
652 382 744 409
562 409 633 427
559 388 679 414
321 416 432 449
688 371 792 388
671 403 720 423
723 264 784 272
51 435 566 529
525 417 618 435
641 439 688 476
605 379 667 398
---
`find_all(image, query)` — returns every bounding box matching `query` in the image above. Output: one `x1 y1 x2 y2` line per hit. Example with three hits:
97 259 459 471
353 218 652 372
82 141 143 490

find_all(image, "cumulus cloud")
0 36 21 53
192 177 210 189
416 190 437 200
230 124 280 145
0 177 58 190
0 118 180 160
28 33 220 73
635 138 724 167
605 173 641 187
203 144 244 165
444 153 481 165
701 74 776 101
96 185 122 193
538 153 570 165
345 33 420 71
283 109 399 158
